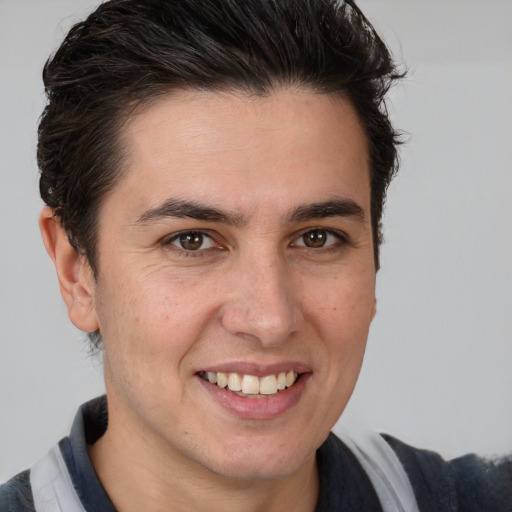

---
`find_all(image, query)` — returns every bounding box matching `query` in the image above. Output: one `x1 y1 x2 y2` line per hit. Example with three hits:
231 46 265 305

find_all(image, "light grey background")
1 0 511 481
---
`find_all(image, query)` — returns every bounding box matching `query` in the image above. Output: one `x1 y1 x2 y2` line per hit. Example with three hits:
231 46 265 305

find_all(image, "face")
86 89 376 480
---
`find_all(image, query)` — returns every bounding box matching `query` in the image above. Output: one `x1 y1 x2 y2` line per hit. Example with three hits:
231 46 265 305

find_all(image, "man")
1 0 510 510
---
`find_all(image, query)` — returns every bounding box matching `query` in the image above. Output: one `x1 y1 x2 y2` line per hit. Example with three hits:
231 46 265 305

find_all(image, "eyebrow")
135 199 246 226
134 197 365 227
289 198 366 223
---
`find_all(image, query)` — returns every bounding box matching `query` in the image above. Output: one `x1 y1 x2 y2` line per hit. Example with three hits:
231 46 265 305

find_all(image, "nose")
220 251 304 347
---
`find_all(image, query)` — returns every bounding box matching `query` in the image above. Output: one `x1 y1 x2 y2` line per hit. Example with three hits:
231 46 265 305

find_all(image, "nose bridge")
220 245 302 346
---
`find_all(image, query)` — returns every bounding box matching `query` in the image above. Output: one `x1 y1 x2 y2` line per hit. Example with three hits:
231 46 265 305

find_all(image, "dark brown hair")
39 0 403 274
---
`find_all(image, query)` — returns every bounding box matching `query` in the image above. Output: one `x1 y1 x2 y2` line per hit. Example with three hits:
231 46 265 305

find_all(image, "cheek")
303 268 375 381
95 268 217 372
305 269 375 332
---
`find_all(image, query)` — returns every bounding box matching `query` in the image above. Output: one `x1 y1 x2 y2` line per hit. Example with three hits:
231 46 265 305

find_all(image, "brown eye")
166 230 218 254
177 232 205 251
293 229 344 250
302 229 328 248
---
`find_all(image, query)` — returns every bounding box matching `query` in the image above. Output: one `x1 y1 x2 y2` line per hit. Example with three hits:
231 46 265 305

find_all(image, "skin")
40 88 377 512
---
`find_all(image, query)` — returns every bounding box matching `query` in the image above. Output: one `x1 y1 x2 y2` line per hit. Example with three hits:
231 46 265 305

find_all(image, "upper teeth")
202 371 298 395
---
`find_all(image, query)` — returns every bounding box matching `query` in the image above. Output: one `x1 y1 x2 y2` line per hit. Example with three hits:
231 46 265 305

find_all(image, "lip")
196 371 311 420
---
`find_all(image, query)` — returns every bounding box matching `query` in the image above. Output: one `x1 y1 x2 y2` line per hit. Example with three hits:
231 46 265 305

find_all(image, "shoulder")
383 434 512 512
316 433 383 511
448 450 512 511
0 470 35 512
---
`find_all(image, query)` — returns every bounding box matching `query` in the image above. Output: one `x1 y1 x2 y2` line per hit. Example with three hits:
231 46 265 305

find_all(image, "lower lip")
196 374 310 420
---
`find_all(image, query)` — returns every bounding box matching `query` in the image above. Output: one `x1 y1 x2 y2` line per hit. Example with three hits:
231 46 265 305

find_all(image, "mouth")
198 370 300 398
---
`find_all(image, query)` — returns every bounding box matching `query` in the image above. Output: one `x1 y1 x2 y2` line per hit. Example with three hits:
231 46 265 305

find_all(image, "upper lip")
198 361 311 377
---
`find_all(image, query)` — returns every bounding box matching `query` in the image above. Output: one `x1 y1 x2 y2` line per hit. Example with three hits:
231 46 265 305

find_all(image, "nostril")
220 302 303 348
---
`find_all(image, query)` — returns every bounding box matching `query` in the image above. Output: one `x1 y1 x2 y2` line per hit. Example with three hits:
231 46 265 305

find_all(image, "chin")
199 434 318 482
210 456 306 482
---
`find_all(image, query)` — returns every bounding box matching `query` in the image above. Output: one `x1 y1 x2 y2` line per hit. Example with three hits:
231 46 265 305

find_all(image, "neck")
89 401 319 512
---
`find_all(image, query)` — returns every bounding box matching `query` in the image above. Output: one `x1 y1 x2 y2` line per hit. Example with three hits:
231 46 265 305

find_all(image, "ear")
39 207 99 333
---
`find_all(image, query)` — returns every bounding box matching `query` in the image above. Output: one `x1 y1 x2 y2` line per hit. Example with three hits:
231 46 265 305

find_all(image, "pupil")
304 230 326 248
180 232 203 250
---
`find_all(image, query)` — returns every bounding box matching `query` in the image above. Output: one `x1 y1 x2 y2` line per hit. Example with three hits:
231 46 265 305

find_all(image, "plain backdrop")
1 0 511 482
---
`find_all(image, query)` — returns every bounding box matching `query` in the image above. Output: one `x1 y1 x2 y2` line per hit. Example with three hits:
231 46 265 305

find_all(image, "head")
39 0 402 279
38 0 403 485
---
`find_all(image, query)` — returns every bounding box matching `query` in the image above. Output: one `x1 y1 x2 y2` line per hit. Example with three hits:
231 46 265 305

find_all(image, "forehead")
112 88 370 220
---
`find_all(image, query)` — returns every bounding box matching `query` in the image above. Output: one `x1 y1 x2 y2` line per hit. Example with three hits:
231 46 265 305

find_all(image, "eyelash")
161 227 350 257
162 230 221 257
291 227 349 252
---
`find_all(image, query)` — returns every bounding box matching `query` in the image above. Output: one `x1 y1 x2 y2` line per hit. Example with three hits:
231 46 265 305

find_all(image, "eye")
293 229 343 249
168 231 216 251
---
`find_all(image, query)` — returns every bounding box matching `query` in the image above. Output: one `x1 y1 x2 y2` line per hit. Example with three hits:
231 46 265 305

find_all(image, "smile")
198 371 299 397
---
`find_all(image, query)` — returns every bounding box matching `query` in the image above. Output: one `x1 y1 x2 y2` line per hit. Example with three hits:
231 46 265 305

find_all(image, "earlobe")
39 207 99 333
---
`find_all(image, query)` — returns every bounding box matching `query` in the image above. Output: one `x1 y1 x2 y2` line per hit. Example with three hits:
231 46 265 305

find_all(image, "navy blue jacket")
1 396 511 511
